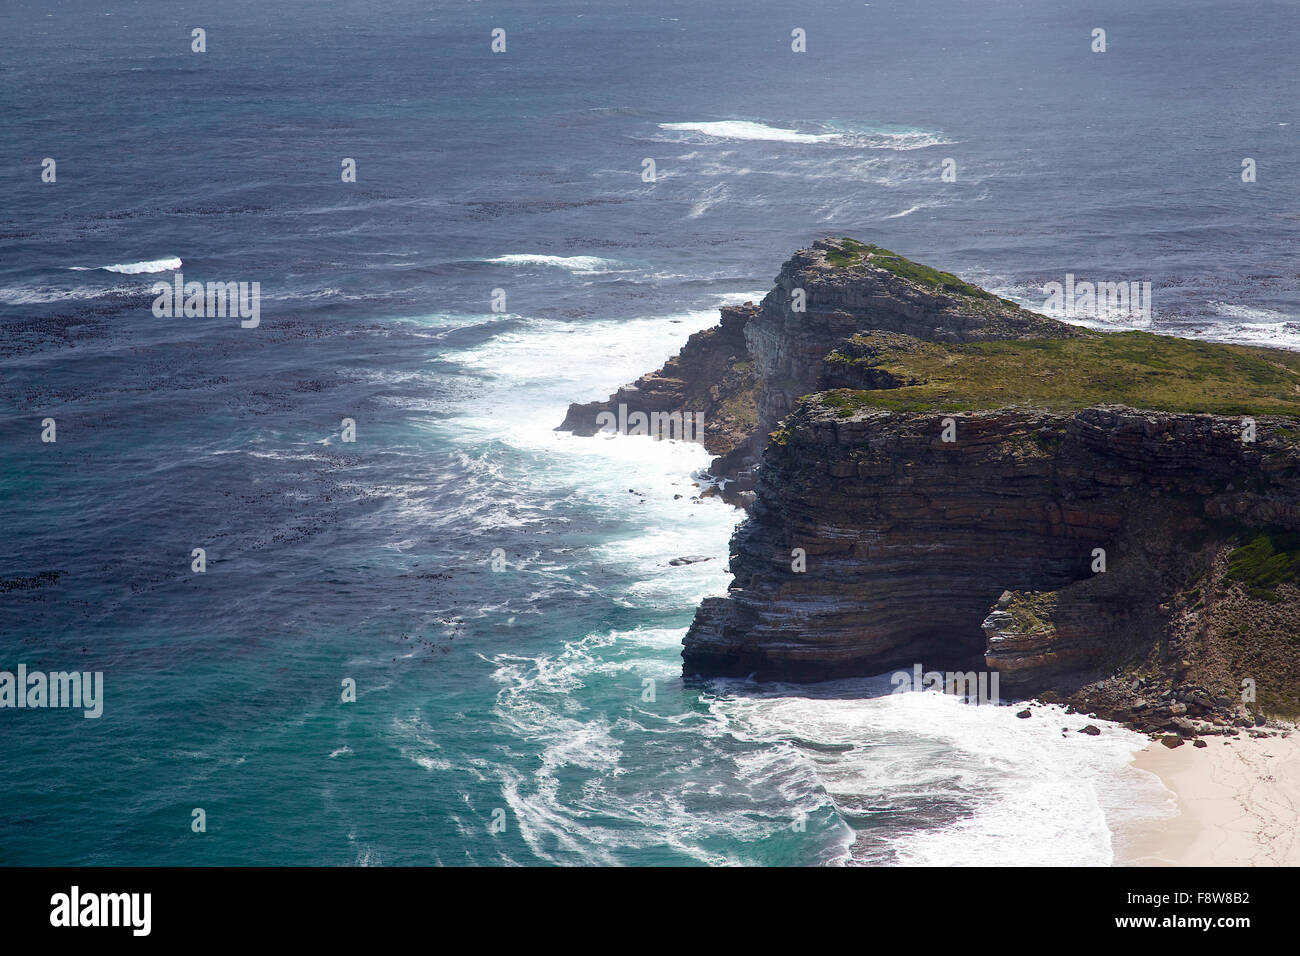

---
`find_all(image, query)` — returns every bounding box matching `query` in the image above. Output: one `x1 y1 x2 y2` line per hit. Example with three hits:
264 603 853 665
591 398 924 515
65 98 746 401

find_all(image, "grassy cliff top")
819 237 1019 307
817 329 1300 417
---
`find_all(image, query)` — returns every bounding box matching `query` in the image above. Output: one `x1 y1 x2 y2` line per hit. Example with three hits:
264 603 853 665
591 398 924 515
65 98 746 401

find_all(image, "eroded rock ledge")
558 302 762 479
561 238 1300 732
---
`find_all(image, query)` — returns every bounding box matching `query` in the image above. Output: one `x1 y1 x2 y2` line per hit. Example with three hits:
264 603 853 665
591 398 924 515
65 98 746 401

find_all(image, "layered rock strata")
560 238 1300 732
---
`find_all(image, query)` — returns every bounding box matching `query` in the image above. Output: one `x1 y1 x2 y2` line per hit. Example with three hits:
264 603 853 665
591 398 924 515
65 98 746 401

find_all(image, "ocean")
1 0 1296 865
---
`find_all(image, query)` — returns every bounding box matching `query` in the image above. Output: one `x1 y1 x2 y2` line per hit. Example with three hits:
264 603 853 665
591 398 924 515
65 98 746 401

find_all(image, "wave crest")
88 256 183 275
484 254 622 275
657 120 951 150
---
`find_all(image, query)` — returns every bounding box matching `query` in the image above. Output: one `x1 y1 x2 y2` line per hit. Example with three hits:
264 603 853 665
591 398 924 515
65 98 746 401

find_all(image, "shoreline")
1117 728 1300 866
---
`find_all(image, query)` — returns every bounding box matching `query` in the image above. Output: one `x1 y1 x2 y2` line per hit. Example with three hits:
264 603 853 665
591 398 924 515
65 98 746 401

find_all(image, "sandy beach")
1119 730 1300 866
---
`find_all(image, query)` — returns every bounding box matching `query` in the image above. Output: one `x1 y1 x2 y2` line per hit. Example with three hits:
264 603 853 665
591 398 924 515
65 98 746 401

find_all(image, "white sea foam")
1008 286 1300 349
439 299 749 547
489 628 772 866
658 120 952 151
1044 310 1154 333
72 256 183 275
1213 302 1294 323
868 130 955 151
1199 302 1300 348
979 280 1300 350
1183 320 1300 350
484 254 623 275
883 204 922 219
688 182 729 219
708 684 1171 866
660 120 841 144
483 626 1173 866
0 284 126 304
445 292 756 425
392 713 453 773
444 299 771 862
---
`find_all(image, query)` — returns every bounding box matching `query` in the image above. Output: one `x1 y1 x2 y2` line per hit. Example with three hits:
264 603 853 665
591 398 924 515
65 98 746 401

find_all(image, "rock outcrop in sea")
560 238 1300 735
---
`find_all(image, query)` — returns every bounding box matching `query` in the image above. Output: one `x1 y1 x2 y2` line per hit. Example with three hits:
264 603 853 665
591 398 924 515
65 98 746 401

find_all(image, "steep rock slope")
561 238 1300 730
558 238 1075 482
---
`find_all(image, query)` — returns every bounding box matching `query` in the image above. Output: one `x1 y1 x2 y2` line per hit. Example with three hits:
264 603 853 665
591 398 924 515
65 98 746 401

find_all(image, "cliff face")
743 238 1077 439
561 237 1300 731
683 401 1300 727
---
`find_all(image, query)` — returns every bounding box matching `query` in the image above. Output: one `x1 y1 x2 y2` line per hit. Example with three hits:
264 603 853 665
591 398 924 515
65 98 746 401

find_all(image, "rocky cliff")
740 238 1077 441
562 238 1300 733
686 399 1300 729
558 301 762 479
558 238 1075 484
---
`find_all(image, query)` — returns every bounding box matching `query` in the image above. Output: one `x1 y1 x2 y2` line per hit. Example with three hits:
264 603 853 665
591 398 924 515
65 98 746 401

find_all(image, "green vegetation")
722 387 759 429
820 390 865 417
823 237 874 268
824 238 997 301
1006 592 1058 634
1224 532 1300 601
1032 429 1064 454
814 330 1300 416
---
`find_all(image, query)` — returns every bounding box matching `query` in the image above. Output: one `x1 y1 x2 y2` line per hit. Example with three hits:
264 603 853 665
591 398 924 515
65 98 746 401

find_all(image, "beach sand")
1119 731 1300 866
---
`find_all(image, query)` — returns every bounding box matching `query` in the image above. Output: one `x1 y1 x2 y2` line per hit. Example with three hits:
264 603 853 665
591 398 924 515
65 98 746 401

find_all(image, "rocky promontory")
558 301 762 479
561 238 1300 734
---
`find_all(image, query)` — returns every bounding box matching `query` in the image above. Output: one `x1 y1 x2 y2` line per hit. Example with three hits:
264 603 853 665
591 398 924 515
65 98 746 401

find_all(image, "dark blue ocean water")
1 0 1296 865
